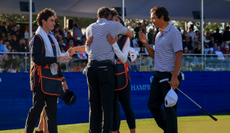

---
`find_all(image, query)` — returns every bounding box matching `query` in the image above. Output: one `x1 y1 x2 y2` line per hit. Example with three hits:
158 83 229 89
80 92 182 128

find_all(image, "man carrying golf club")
139 6 183 133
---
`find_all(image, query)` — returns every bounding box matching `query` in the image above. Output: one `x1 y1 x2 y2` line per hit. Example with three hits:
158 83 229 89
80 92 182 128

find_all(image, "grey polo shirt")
154 23 183 72
85 18 128 62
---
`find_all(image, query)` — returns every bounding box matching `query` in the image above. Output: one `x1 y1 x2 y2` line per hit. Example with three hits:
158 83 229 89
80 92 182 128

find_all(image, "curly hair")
36 8 56 27
150 6 170 22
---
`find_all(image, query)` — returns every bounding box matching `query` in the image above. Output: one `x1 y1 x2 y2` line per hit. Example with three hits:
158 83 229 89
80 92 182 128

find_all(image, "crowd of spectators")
0 20 87 72
1 19 230 72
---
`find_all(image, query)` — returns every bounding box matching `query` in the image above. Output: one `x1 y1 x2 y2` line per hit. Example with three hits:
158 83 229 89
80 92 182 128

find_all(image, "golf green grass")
0 115 229 133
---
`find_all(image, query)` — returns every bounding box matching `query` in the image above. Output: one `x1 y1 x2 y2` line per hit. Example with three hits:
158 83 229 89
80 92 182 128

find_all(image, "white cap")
225 45 229 49
16 24 20 27
164 88 178 107
209 47 213 51
128 47 138 62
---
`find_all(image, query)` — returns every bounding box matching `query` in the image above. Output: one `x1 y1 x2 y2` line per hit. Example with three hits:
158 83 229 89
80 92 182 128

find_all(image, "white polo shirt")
154 23 183 72
85 18 128 62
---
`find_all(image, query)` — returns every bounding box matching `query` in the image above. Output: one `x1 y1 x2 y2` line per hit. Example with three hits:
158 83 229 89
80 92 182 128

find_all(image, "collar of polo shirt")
97 18 108 23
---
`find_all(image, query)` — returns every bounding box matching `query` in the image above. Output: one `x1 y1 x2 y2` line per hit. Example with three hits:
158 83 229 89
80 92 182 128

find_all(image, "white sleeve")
122 38 130 59
85 45 90 54
112 42 127 64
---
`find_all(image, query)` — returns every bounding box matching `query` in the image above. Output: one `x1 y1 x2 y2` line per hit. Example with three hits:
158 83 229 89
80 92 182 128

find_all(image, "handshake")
57 47 75 63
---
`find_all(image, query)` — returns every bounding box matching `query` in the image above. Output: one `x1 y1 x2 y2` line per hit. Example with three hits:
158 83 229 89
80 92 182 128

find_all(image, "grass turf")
0 115 229 133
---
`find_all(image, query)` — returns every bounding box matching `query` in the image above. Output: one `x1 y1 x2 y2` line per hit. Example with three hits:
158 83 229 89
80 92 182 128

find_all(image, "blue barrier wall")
0 72 230 130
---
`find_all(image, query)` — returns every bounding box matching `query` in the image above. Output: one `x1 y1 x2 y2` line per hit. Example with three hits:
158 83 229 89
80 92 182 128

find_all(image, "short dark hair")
97 7 111 19
36 8 56 27
150 6 170 22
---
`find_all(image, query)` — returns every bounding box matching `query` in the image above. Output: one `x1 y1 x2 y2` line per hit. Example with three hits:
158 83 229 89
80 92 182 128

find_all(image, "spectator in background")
66 40 75 50
223 45 230 57
81 35 86 45
16 38 27 52
206 31 211 40
53 31 59 41
207 48 216 59
57 35 62 41
53 24 64 38
183 47 190 53
1 32 7 41
208 36 215 48
183 37 193 52
73 23 83 41
186 26 196 42
213 28 222 44
211 42 218 53
0 38 5 53
65 32 73 44
134 22 144 40
4 40 10 52
137 27 144 47
223 26 230 43
182 30 187 41
59 39 66 52
130 37 139 47
139 46 146 54
14 24 24 40
191 37 199 51
1 22 7 35
6 35 12 44
220 44 225 52
73 34 81 46
215 46 225 60
194 30 200 40
6 44 12 52
63 28 68 38
148 29 154 45
194 43 202 54
7 20 15 34
11 34 19 50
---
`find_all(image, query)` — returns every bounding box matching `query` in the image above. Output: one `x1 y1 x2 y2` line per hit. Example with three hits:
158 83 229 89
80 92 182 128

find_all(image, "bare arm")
69 36 93 56
139 31 155 59
124 29 133 39
170 51 183 90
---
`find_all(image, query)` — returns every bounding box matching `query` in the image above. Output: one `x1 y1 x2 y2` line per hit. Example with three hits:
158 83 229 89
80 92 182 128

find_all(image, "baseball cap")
16 24 20 27
225 45 229 49
128 47 138 62
59 90 77 106
74 34 78 37
164 88 178 107
209 47 213 51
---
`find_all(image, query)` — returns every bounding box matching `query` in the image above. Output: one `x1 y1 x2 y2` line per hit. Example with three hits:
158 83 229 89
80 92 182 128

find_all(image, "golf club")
159 78 217 121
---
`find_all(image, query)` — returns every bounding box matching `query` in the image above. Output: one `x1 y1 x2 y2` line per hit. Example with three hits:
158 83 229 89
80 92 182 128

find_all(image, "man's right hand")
57 56 72 63
138 31 148 45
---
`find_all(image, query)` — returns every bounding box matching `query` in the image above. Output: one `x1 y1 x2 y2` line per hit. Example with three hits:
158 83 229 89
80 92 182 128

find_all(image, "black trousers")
112 80 136 131
87 61 115 133
24 86 58 133
148 71 182 133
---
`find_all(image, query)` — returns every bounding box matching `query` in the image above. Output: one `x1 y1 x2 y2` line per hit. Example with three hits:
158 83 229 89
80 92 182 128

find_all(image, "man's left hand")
170 76 179 90
62 81 68 93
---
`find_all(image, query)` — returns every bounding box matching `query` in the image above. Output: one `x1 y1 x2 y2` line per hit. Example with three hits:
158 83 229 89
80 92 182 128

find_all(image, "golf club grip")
201 108 217 121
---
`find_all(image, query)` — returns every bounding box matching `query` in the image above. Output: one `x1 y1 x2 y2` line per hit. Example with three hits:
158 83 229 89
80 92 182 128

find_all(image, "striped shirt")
154 23 182 72
85 18 128 62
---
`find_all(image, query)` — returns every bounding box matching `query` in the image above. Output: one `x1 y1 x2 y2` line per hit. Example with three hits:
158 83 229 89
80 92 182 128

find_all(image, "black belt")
90 60 113 65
